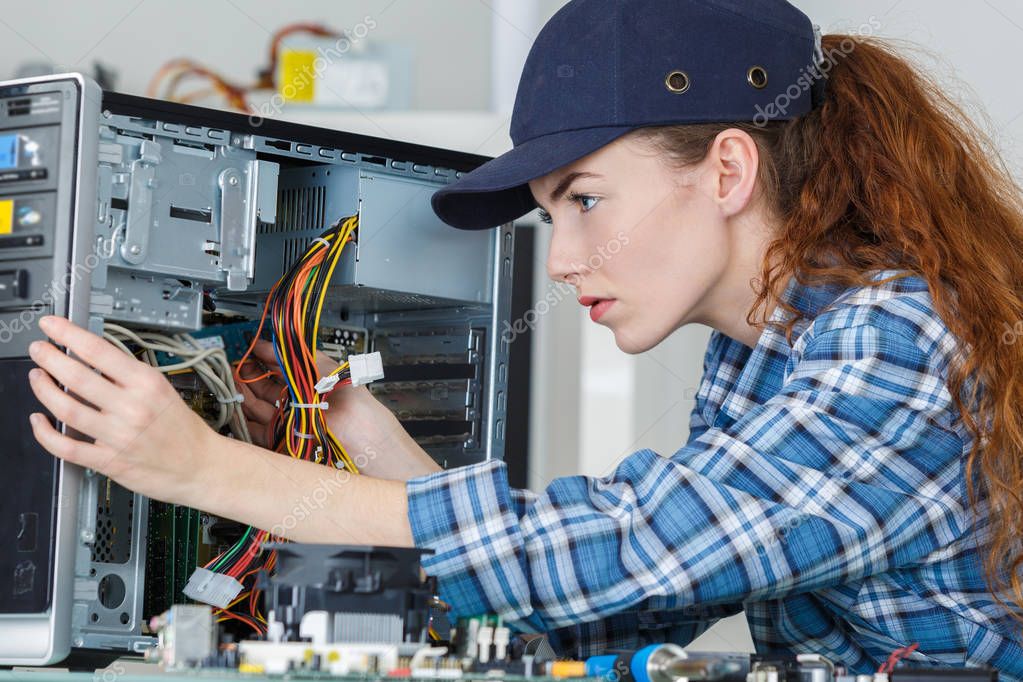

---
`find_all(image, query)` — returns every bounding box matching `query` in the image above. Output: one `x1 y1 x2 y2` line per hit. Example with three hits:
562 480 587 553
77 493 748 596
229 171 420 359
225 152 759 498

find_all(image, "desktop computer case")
0 73 515 664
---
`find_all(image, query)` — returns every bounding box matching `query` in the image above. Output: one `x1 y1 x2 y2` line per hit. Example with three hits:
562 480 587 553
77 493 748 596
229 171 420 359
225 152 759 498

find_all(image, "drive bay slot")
381 363 476 382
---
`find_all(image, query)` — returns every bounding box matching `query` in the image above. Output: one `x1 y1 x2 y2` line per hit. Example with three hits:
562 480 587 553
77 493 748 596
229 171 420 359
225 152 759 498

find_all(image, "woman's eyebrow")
548 171 601 205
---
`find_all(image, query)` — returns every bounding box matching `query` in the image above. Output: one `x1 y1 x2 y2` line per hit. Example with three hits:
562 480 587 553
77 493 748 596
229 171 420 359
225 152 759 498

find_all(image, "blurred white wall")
0 0 495 110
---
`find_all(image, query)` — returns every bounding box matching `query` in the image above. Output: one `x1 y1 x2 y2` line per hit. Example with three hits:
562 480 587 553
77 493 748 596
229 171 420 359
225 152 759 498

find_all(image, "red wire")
218 609 262 634
880 642 920 673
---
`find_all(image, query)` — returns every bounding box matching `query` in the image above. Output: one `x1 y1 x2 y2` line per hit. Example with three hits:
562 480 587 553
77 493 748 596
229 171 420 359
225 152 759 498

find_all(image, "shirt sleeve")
405 321 967 637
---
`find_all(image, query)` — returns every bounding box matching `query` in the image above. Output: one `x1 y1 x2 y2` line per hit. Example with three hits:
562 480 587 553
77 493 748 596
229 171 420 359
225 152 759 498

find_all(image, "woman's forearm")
322 385 444 482
25 315 424 547
187 432 416 545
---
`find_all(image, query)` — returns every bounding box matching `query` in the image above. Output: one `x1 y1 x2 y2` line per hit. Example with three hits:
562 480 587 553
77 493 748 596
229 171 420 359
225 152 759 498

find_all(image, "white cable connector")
348 351 384 387
494 626 511 661
182 567 243 609
314 373 342 394
314 352 385 393
476 625 494 663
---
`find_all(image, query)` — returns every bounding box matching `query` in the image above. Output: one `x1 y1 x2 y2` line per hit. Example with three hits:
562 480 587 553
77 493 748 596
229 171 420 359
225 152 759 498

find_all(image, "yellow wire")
274 236 327 409
273 216 360 469
311 218 355 360
312 218 356 467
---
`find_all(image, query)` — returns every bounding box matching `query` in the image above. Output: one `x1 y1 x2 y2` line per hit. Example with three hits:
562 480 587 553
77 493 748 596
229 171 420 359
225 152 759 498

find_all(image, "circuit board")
144 505 243 624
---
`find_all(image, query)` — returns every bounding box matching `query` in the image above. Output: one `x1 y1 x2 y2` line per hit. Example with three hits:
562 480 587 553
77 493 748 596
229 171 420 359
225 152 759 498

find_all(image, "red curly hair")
635 34 1023 624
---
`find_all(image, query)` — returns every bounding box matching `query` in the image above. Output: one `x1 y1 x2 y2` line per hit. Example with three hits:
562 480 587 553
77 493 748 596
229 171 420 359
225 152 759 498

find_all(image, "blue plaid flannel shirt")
406 270 1023 677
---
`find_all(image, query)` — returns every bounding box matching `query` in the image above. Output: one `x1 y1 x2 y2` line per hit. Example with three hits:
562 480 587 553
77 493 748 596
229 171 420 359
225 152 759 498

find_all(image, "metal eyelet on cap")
747 66 769 89
665 70 690 94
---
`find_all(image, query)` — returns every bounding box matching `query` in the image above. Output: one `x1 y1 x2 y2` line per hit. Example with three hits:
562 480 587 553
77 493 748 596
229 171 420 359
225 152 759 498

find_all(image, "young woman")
25 0 1023 675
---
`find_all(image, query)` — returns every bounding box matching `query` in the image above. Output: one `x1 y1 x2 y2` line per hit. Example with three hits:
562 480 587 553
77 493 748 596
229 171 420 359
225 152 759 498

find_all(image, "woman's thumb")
314 348 340 378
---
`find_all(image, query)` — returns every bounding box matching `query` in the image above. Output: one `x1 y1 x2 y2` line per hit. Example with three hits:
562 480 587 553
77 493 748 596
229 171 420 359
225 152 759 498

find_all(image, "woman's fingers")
238 346 276 379
28 339 120 409
238 380 277 423
245 419 263 447
252 340 278 365
27 369 113 443
252 337 337 378
239 345 288 401
29 412 112 469
313 350 338 378
246 419 268 448
37 316 138 382
239 370 285 405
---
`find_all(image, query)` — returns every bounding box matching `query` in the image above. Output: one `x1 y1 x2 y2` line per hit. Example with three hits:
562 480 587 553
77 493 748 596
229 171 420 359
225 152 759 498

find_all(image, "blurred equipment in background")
273 25 411 110
146 22 411 113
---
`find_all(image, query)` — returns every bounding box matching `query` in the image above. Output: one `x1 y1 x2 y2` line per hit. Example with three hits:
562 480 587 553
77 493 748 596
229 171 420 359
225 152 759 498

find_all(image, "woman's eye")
537 195 598 224
573 194 600 212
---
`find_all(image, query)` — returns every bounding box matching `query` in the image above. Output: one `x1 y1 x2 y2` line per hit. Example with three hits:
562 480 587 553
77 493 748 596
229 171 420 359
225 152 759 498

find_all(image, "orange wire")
235 281 279 385
146 59 251 110
216 610 262 634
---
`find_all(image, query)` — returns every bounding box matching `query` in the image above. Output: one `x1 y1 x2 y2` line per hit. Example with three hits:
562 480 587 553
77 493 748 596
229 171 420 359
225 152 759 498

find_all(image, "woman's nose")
545 224 585 284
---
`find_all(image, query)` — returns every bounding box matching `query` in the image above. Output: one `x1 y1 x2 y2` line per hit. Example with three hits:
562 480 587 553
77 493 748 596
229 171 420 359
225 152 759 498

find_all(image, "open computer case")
0 73 519 665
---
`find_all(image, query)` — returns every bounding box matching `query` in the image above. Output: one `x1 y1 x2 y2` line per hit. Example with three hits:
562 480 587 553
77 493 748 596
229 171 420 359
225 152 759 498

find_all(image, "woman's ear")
706 128 760 218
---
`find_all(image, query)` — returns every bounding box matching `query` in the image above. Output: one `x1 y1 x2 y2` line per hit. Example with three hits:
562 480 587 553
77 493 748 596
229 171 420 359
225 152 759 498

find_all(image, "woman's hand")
27 316 221 506
237 340 442 481
25 316 416 546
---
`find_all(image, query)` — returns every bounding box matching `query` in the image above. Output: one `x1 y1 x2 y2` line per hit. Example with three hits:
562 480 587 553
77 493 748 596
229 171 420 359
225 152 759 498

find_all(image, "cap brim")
432 126 634 230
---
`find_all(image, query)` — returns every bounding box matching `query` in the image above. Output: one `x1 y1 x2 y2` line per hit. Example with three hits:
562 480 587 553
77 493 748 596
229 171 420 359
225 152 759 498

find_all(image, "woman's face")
528 130 767 353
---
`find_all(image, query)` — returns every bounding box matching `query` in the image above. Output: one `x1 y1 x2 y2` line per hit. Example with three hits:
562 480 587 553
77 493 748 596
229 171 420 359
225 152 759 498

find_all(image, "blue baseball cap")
431 0 826 230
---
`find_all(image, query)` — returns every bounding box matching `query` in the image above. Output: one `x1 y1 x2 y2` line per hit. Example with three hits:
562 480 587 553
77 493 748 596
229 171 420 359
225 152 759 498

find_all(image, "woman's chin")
611 326 658 355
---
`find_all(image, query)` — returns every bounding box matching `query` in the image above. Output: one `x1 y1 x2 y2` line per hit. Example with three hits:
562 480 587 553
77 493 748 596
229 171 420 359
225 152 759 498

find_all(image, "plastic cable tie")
311 237 331 249
217 392 244 405
290 401 329 409
292 429 315 440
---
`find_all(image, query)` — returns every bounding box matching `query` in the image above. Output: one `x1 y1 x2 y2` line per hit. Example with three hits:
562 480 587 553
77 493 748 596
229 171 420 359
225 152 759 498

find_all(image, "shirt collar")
768 274 850 337
710 274 850 427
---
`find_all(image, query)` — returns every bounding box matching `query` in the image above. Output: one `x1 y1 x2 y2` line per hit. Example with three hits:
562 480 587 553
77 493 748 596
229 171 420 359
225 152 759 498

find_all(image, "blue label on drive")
0 135 17 170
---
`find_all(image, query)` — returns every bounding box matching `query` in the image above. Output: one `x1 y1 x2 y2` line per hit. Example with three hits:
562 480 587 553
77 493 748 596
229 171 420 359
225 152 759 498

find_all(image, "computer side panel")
0 74 101 665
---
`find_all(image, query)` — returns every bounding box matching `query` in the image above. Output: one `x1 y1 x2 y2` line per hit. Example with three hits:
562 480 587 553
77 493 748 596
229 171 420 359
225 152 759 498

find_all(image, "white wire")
103 323 252 442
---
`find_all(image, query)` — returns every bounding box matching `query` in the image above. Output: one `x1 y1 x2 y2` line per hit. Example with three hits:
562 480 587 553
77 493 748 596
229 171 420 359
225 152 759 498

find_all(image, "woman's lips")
578 296 617 322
